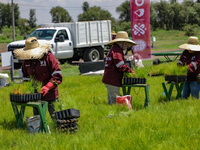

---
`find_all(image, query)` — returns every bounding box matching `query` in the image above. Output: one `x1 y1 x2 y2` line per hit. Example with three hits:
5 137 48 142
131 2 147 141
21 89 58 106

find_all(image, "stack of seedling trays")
123 77 146 85
10 93 42 103
55 108 80 134
165 75 187 83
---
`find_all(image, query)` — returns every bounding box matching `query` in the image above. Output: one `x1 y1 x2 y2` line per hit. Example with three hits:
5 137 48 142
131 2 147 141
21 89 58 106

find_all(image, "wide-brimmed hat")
111 30 116 35
179 36 200 51
14 37 51 60
108 31 137 46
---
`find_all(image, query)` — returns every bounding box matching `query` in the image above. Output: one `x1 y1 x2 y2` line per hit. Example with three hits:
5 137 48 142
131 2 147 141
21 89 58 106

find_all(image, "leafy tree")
0 3 20 31
116 21 132 36
29 9 37 28
50 6 73 23
170 0 177 3
2 25 20 39
78 6 114 21
150 2 158 31
82 1 89 12
116 0 130 22
18 18 30 35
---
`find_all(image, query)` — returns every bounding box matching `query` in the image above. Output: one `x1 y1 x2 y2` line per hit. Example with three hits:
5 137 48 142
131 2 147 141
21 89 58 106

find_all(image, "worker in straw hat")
102 31 137 105
177 36 200 99
14 37 62 119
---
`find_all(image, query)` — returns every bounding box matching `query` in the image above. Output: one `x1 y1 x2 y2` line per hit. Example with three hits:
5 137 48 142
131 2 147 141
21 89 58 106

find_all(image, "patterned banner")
130 0 151 59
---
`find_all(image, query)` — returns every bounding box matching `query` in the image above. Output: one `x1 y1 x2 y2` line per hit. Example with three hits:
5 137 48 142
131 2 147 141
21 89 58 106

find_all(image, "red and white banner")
130 0 151 59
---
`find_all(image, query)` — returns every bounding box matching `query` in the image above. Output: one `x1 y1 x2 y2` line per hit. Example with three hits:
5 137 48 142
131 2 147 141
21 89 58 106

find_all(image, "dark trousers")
33 100 56 120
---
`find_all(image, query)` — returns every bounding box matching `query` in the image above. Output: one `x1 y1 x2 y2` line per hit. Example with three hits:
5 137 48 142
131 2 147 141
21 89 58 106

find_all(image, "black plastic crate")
55 108 80 120
165 75 187 83
123 77 146 85
10 93 41 103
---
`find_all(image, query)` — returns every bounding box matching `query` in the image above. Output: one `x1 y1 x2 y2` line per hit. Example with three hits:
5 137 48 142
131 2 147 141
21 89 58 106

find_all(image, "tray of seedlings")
163 62 188 83
10 79 42 103
123 68 148 85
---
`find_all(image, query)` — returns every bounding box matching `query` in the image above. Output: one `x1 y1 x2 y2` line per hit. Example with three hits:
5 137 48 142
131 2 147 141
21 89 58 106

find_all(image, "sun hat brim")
14 44 51 60
179 43 200 51
108 38 137 46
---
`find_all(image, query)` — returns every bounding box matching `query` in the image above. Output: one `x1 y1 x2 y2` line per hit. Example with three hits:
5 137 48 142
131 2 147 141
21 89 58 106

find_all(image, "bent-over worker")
14 37 62 119
102 31 137 105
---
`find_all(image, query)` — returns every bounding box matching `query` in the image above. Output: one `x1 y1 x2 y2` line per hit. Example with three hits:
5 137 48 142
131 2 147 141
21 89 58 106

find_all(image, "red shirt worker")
14 37 62 119
102 31 137 105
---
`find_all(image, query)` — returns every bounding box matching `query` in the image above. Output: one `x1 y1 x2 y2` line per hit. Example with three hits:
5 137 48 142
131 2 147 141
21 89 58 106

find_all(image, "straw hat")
111 30 116 35
14 37 51 60
108 31 137 46
179 36 200 51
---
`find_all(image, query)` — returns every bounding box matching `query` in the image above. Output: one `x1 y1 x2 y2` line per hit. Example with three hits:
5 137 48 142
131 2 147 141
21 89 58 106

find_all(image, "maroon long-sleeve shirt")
102 44 133 87
178 50 200 81
22 52 62 101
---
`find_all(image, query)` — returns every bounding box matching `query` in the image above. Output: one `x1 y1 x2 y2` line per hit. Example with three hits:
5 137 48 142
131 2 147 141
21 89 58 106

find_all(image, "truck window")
29 29 56 40
56 30 69 40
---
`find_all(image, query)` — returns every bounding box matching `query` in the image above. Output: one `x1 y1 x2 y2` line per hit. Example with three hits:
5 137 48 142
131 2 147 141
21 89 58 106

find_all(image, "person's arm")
22 60 30 81
41 53 62 96
177 50 187 66
188 52 200 73
113 49 135 74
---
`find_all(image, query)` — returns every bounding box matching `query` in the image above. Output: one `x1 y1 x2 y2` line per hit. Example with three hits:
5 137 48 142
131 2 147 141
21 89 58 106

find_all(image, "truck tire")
83 48 100 62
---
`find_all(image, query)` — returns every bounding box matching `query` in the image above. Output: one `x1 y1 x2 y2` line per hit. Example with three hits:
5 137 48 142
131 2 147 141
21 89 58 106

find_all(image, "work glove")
41 82 55 96
131 70 135 75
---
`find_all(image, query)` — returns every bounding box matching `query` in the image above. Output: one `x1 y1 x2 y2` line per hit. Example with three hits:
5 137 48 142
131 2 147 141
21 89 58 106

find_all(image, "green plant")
10 78 42 95
183 24 199 36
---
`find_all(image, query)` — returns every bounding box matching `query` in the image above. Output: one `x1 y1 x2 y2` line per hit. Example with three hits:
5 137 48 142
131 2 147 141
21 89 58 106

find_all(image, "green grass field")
1 30 200 149
1 61 200 149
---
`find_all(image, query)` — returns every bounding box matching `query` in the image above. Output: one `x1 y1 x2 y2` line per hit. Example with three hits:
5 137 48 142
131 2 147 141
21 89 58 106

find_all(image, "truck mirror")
23 36 26 40
55 35 65 42
59 35 65 42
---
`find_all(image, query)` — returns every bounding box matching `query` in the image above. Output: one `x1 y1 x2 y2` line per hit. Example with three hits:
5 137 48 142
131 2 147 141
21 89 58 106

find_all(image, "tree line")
1 0 200 39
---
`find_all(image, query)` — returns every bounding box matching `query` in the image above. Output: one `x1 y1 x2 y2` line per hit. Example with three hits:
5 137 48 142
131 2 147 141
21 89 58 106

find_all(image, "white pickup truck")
7 20 112 64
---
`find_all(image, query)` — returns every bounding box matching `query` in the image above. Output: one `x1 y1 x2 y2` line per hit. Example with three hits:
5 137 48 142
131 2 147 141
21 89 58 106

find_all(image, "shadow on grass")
157 95 186 103
0 118 27 130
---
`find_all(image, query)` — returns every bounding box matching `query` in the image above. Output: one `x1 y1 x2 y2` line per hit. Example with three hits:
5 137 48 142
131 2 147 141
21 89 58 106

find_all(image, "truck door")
54 29 73 59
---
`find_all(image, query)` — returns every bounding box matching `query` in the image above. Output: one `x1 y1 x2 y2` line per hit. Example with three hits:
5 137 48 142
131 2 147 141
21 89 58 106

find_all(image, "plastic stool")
11 101 49 133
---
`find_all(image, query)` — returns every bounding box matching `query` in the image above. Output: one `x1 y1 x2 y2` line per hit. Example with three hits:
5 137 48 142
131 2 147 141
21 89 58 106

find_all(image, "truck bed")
40 20 112 48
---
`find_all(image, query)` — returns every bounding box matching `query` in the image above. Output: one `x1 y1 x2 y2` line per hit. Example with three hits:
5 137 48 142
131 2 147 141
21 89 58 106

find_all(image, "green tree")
0 2 20 31
78 6 114 21
18 18 31 35
116 0 130 22
29 9 37 28
82 1 89 12
50 6 73 23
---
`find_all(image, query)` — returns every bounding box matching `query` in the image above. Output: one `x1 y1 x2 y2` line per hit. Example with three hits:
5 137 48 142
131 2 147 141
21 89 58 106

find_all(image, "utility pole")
11 0 15 41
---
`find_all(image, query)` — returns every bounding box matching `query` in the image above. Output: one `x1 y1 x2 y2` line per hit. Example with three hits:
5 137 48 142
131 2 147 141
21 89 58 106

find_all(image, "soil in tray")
123 77 146 85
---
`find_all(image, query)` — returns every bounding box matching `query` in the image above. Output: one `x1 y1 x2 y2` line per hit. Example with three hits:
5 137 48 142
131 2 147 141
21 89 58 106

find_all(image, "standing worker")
14 37 62 119
102 31 137 105
177 36 200 99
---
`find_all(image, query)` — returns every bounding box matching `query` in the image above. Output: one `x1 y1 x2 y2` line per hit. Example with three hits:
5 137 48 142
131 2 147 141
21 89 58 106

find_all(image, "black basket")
123 77 146 85
55 108 80 120
165 75 187 83
10 93 41 103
